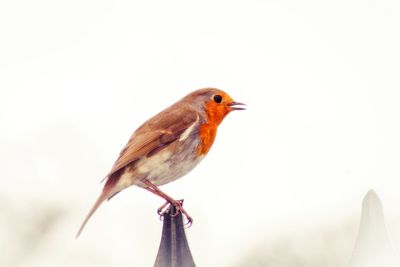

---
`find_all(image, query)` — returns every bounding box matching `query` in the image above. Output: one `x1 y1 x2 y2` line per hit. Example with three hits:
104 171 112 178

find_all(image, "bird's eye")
213 95 223 103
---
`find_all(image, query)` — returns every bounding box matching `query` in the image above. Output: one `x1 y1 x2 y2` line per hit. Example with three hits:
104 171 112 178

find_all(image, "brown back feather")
105 104 200 180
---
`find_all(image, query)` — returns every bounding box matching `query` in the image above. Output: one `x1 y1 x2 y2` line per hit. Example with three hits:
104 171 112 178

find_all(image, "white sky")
1 0 400 266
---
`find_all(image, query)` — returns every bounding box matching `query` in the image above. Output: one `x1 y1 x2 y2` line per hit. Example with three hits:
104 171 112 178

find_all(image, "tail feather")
75 191 109 238
76 172 123 238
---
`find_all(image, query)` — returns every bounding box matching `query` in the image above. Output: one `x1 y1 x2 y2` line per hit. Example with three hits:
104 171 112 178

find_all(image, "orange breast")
197 123 217 155
196 99 231 155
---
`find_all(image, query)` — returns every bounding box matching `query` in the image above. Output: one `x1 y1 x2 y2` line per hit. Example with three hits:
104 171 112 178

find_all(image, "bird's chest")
197 123 218 155
135 127 205 186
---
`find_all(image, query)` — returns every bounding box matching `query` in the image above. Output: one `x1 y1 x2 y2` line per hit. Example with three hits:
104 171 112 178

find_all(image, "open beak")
227 101 246 111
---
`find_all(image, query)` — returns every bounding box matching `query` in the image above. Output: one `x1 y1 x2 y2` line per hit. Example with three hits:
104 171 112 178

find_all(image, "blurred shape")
0 197 65 267
235 220 355 267
154 205 196 267
348 190 400 267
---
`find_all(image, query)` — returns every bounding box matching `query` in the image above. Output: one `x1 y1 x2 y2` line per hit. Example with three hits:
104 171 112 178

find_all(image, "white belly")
137 149 173 178
136 135 203 187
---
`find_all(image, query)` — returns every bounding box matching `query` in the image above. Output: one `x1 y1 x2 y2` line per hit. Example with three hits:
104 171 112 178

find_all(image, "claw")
184 216 193 228
170 199 184 217
157 201 169 216
155 198 193 227
170 209 180 217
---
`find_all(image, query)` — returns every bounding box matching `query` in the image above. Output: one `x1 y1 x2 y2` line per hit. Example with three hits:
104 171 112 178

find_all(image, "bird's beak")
227 101 246 111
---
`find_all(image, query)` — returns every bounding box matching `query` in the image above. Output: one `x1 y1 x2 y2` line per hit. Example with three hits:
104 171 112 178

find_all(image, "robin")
76 88 245 237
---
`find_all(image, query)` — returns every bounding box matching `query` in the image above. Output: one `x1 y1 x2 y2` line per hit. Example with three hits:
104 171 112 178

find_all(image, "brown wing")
105 108 199 178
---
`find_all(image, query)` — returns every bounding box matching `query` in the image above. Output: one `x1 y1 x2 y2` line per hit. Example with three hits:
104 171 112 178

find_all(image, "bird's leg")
144 187 173 216
142 179 193 226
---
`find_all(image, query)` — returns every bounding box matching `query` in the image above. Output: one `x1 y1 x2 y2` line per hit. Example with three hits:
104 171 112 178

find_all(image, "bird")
76 88 245 237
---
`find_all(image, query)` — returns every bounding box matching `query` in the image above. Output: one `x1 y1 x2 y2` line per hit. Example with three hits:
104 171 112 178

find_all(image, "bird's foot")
157 199 193 227
157 201 170 216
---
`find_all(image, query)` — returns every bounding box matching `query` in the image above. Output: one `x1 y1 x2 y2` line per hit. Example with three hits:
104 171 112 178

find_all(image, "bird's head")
186 88 245 125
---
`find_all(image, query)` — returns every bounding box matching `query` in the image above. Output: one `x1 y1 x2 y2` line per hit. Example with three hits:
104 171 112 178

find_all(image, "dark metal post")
154 206 196 267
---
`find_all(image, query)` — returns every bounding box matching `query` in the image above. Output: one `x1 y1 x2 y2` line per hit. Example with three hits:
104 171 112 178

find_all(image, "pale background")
1 0 400 266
